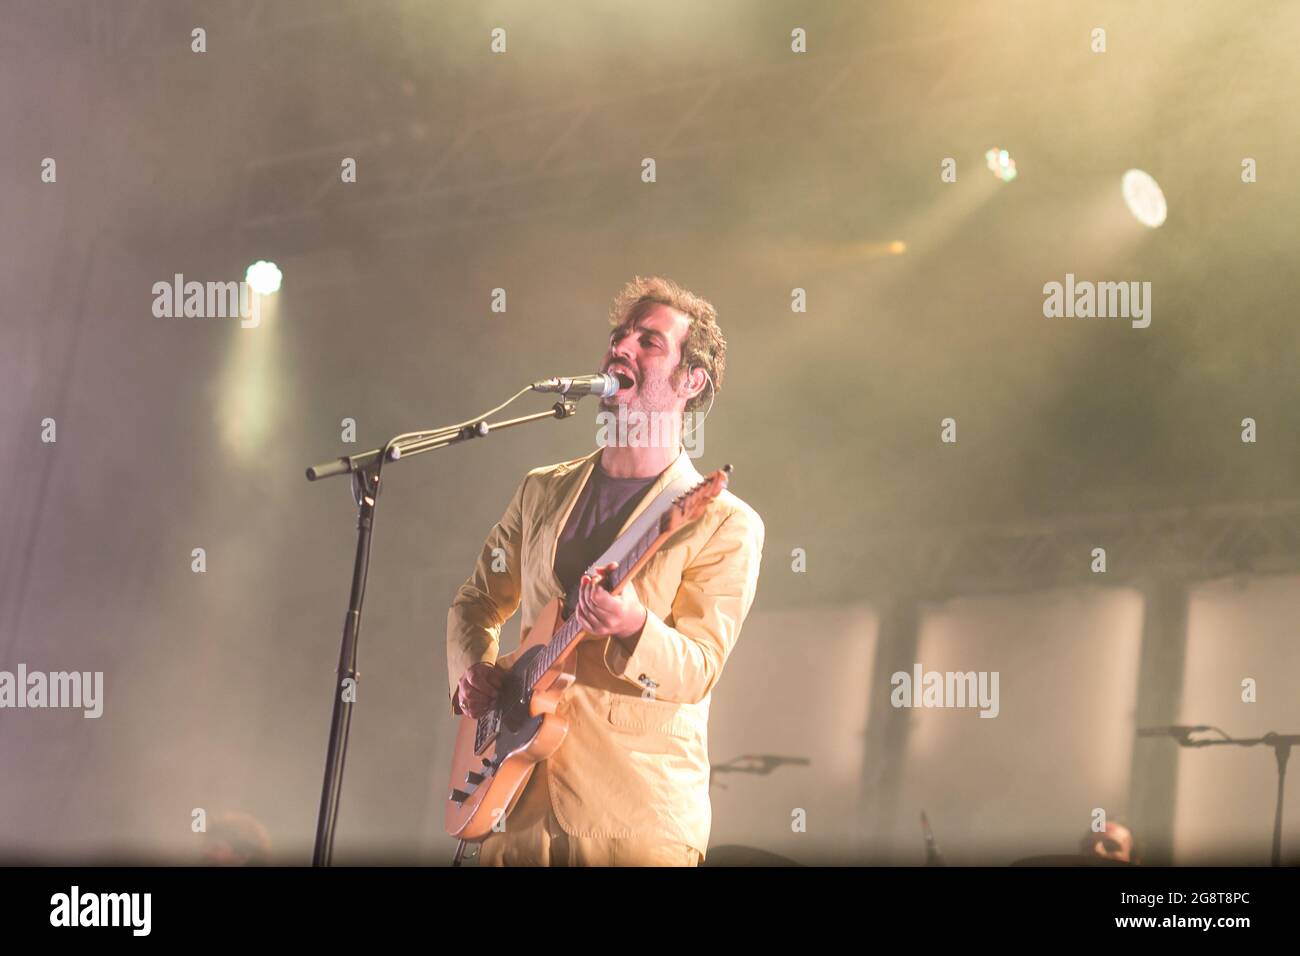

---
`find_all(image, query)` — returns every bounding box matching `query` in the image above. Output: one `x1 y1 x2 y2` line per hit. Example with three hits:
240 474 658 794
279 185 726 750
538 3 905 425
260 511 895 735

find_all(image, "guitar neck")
523 518 666 690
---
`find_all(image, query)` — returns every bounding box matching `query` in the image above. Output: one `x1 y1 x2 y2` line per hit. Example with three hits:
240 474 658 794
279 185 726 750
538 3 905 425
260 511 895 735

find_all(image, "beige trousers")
477 761 700 867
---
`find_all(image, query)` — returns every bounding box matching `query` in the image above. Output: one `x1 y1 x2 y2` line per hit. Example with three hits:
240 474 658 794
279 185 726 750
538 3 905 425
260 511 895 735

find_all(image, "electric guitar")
444 465 732 840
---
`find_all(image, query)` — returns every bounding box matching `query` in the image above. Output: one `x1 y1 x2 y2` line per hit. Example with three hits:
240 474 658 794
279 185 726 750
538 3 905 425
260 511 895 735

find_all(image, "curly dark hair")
607 276 726 413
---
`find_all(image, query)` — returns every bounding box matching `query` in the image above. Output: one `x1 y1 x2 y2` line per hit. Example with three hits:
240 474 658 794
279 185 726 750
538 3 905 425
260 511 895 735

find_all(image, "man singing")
446 276 765 866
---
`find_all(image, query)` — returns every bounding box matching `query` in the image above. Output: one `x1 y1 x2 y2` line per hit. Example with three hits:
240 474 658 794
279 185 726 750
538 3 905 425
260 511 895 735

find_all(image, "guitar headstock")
662 465 732 535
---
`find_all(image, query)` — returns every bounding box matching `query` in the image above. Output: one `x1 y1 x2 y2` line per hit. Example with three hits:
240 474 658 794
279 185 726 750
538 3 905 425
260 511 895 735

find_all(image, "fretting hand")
575 562 648 644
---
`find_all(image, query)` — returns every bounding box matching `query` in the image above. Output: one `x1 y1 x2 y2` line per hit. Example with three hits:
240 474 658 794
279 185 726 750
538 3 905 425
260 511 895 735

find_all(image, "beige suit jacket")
446 447 765 858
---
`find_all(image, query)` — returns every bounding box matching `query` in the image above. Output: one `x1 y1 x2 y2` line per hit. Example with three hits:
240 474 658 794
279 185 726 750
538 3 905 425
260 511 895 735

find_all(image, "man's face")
600 303 696 415
1090 823 1134 862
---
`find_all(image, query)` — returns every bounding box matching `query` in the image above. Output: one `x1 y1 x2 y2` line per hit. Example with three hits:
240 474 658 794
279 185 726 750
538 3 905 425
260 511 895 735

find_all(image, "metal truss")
856 498 1300 601
230 22 1016 246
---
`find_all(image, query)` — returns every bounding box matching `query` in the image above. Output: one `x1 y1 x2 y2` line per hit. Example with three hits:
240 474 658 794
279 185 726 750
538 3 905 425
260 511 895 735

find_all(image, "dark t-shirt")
553 456 662 602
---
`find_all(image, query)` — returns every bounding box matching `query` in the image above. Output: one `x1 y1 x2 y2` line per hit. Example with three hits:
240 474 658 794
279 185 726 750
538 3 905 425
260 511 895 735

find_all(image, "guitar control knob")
465 771 485 785
449 788 471 806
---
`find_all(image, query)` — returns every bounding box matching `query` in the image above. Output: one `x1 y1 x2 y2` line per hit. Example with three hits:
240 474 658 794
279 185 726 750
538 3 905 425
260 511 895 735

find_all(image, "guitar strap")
585 459 702 574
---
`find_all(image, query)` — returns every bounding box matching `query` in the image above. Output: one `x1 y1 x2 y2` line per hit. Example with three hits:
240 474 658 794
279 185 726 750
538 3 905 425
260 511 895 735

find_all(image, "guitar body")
444 595 576 841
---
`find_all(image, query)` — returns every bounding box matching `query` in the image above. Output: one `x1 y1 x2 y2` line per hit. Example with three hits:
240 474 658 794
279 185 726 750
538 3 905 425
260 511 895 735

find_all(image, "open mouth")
607 365 636 389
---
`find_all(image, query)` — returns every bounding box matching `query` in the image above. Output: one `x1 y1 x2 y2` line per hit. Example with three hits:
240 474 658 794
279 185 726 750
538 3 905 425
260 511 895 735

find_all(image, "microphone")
530 372 623 397
1137 725 1211 738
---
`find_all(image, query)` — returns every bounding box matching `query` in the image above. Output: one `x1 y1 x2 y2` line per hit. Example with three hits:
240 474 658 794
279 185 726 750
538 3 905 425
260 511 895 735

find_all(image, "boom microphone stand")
304 395 579 866
1140 725 1299 866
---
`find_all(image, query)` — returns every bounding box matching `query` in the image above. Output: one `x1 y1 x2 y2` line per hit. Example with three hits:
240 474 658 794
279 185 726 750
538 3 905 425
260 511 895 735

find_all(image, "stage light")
985 147 1017 182
245 260 283 295
1121 169 1167 228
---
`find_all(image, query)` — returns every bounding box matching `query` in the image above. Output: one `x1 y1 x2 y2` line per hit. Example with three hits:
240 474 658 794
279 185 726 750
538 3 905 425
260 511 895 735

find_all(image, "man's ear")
686 366 707 398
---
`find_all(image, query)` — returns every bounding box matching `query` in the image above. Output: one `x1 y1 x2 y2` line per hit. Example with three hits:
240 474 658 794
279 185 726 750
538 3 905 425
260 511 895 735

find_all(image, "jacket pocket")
607 694 695 740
